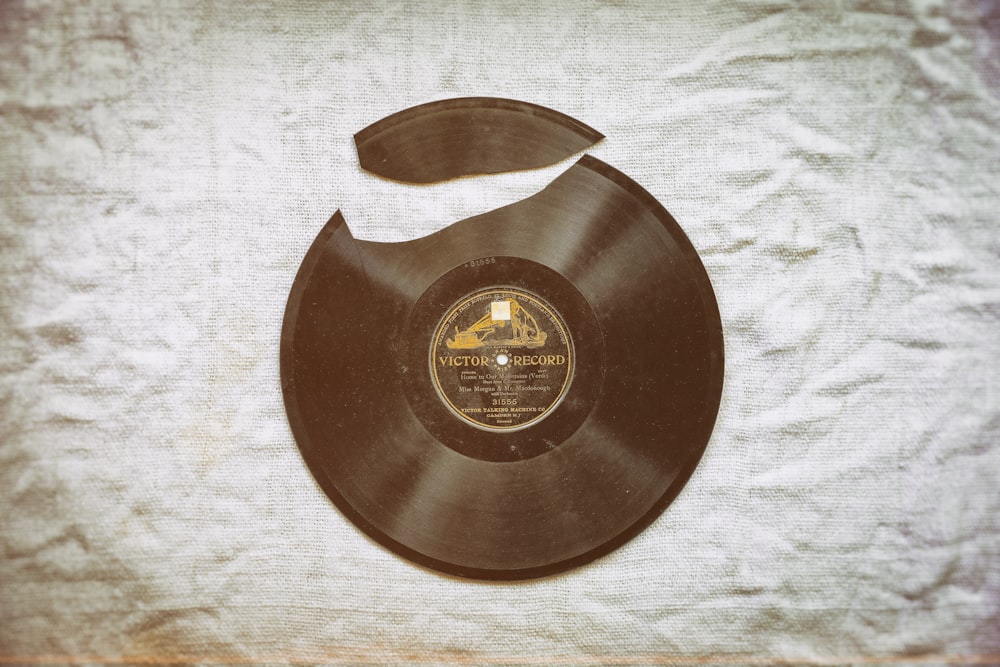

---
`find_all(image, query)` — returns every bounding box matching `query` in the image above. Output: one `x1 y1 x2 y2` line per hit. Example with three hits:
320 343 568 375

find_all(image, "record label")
430 287 574 431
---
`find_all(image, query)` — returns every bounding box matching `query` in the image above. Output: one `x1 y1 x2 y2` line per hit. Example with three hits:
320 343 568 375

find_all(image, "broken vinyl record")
281 100 723 580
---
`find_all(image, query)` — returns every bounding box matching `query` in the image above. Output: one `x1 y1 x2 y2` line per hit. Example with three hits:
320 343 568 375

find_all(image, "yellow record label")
430 288 574 431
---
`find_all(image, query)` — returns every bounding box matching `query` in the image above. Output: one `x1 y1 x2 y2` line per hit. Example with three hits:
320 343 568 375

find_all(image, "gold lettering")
440 354 566 367
439 355 491 366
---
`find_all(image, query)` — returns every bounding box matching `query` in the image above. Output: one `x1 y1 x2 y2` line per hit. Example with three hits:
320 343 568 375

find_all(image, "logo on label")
431 288 573 431
445 297 547 350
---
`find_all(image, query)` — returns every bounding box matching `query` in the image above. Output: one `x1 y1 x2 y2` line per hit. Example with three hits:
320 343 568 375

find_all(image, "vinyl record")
280 155 724 580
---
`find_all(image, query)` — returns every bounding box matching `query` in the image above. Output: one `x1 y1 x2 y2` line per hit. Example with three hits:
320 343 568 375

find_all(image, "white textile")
1 1 998 664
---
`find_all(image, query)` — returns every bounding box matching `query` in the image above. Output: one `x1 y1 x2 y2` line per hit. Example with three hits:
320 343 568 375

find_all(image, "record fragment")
354 97 604 183
281 156 724 580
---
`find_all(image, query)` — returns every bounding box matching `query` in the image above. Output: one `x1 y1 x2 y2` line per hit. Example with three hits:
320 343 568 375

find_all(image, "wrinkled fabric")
1 1 998 665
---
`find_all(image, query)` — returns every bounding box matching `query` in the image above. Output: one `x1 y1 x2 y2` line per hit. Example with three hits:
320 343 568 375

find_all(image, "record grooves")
355 97 604 183
282 103 723 580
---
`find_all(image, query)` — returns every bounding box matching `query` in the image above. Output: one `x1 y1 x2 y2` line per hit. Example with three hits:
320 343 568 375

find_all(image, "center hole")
496 353 509 366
